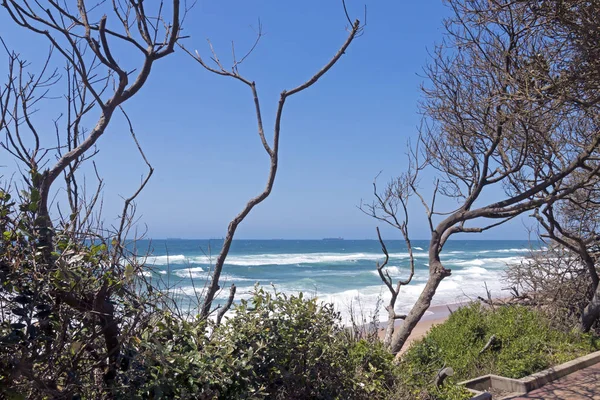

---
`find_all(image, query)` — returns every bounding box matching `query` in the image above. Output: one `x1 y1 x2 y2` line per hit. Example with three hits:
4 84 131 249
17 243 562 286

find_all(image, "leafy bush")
1 183 401 399
120 286 401 399
0 185 166 399
398 303 600 400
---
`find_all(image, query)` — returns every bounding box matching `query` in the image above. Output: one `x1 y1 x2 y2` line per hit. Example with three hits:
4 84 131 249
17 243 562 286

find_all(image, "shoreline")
376 300 481 353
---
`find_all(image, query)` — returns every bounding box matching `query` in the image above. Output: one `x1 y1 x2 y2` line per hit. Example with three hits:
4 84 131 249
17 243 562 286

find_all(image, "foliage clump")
0 185 163 399
126 287 400 399
398 303 600 400
1 184 402 399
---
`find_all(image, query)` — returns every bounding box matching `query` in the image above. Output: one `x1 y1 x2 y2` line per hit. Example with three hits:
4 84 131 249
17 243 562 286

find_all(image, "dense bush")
122 287 400 399
1 184 401 399
0 185 165 399
398 303 600 400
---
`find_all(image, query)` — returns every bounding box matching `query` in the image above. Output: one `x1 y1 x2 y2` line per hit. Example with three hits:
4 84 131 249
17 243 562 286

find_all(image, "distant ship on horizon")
322 237 344 241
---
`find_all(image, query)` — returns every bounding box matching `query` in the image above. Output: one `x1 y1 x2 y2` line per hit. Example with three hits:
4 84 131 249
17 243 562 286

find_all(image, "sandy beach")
379 301 470 354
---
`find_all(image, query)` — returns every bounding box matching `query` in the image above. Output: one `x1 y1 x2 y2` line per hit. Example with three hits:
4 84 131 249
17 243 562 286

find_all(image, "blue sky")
0 1 535 240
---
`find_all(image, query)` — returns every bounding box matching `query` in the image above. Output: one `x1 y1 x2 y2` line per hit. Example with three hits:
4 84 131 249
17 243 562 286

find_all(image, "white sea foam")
170 265 509 326
174 285 255 300
455 266 489 275
315 274 505 325
152 242 529 325
370 266 402 277
444 256 524 268
449 259 486 267
370 266 429 280
177 270 254 282
172 267 205 278
476 248 531 254
147 254 189 265
149 251 430 266
307 259 509 324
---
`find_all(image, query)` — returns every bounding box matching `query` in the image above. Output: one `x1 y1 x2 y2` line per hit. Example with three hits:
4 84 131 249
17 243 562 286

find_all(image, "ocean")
142 239 536 323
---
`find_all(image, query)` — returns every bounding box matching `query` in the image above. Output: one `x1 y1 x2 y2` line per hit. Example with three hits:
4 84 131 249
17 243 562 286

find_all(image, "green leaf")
70 341 83 355
30 170 42 187
30 188 40 203
125 264 134 280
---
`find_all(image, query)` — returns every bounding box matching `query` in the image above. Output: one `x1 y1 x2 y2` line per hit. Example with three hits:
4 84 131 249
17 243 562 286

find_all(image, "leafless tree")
507 0 600 332
532 175 600 331
364 0 600 357
534 0 600 108
183 6 365 321
505 239 596 329
2 0 181 254
0 1 181 394
362 170 419 348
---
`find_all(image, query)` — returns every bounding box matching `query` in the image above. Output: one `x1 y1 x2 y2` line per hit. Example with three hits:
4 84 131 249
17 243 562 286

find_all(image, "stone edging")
459 350 600 399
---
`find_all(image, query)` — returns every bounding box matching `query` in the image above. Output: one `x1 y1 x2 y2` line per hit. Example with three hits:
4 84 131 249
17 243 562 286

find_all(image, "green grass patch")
398 303 600 400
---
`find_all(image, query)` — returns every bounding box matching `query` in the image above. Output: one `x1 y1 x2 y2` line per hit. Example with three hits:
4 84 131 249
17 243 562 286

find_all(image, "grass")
397 303 600 400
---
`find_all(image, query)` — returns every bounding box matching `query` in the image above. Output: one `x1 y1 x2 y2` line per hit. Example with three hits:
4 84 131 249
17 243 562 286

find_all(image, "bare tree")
2 0 181 255
533 175 600 331
535 0 600 108
0 1 182 394
502 0 600 333
505 236 597 329
183 6 365 320
364 0 600 357
362 170 419 348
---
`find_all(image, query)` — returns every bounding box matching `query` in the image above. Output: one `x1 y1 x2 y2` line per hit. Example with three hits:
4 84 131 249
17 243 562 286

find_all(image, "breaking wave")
148 251 430 266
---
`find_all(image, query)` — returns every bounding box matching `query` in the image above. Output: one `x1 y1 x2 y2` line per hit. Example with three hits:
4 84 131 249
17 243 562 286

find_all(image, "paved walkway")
507 363 600 399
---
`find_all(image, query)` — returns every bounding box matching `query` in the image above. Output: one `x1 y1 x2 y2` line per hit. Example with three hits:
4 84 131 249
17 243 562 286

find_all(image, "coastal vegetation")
1 0 600 399
398 303 600 399
112 287 398 399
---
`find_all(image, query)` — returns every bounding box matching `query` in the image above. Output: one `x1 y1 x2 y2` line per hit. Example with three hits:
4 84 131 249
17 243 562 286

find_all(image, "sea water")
141 239 537 323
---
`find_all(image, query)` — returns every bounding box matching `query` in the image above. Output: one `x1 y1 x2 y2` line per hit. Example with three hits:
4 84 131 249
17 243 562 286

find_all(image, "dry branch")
187 14 363 320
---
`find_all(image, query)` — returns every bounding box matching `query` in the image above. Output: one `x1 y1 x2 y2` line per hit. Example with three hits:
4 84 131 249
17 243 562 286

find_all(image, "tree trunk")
383 305 396 348
581 282 600 332
579 254 599 332
390 260 450 356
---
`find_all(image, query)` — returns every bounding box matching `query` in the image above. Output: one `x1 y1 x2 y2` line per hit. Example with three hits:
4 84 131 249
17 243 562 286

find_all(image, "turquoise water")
142 239 536 322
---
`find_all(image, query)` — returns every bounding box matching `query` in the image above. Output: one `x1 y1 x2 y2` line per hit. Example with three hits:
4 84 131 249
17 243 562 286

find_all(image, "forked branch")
192 12 363 320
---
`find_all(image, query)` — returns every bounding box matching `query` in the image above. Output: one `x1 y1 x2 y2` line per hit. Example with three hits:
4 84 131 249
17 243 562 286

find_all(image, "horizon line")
140 237 535 241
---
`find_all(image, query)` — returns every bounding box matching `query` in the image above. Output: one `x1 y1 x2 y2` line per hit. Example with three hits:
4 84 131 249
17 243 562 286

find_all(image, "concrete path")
506 363 600 399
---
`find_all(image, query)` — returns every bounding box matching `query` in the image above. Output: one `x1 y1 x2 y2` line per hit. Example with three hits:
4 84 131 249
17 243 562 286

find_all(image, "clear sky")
0 1 535 240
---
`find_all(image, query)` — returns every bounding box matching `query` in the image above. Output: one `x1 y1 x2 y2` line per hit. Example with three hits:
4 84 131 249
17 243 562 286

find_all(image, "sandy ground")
378 301 469 354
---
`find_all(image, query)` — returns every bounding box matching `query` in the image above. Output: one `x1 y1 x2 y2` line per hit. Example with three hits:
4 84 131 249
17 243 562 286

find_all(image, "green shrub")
208 287 401 399
0 185 168 399
398 303 600 400
123 286 401 399
347 338 397 395
1 183 401 400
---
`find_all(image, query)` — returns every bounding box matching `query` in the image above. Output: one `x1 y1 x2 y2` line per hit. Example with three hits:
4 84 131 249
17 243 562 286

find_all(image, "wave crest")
149 251 430 266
